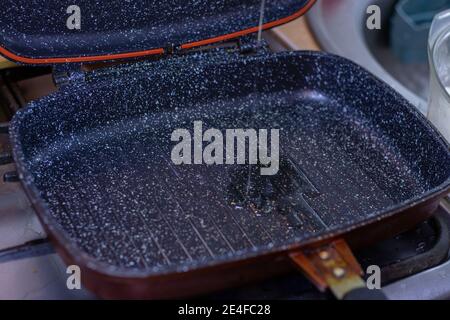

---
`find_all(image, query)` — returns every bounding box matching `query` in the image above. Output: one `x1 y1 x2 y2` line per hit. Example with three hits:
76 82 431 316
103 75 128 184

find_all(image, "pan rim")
0 0 317 65
9 50 450 279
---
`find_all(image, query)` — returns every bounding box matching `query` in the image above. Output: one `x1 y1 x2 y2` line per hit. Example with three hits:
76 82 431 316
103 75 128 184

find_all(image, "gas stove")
0 157 449 299
0 23 449 299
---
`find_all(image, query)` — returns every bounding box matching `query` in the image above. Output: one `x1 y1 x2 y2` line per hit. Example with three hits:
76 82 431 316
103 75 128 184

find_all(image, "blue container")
390 0 450 63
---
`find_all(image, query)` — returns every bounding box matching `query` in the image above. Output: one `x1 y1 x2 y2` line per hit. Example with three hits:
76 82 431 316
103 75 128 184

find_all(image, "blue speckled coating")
0 0 310 60
10 50 450 279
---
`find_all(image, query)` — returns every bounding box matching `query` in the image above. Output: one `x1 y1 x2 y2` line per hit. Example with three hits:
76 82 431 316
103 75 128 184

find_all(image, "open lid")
0 0 315 64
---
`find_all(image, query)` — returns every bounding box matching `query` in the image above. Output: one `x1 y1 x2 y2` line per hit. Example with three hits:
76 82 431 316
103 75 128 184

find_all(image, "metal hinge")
237 36 270 55
164 43 182 55
52 64 85 87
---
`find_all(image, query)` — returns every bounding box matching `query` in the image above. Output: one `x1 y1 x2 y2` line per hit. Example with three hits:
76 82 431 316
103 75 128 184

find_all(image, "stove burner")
209 206 450 299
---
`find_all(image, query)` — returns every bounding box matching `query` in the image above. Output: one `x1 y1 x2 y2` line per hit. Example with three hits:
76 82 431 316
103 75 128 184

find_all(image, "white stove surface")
0 163 92 299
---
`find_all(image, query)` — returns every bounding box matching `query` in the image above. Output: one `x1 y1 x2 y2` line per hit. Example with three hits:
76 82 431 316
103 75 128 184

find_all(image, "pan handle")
289 239 388 300
0 122 13 165
0 122 20 182
342 287 387 300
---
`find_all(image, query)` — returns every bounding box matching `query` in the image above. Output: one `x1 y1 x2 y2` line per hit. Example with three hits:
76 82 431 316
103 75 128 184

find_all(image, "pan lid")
0 0 315 64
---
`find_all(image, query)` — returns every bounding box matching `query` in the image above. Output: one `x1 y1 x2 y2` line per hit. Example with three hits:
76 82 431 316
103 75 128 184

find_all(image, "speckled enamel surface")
1 0 309 59
10 50 450 276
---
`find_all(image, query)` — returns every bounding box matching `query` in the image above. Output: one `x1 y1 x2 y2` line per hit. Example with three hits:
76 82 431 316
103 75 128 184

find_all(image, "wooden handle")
289 239 386 299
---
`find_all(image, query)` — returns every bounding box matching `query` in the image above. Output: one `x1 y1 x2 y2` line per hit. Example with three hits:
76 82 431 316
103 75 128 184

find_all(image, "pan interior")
14 51 450 273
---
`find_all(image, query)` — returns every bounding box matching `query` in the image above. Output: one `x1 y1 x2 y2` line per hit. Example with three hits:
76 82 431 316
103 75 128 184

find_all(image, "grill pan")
2 0 450 299
9 50 450 298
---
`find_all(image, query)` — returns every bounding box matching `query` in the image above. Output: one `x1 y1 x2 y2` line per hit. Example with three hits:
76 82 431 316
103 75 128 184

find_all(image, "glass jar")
428 9 450 142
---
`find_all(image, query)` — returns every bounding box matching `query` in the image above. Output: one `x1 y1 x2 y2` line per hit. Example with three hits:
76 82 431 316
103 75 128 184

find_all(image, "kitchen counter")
271 16 321 51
